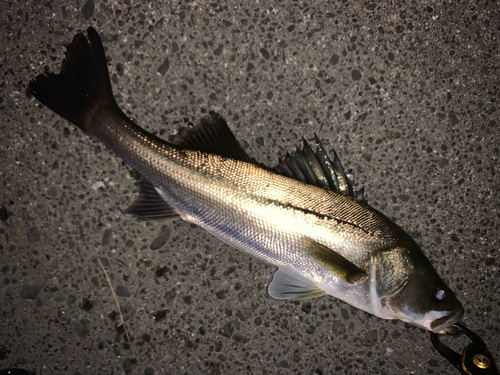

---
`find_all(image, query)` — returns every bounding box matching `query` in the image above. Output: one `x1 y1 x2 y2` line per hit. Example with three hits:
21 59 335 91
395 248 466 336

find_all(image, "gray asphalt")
1 1 499 374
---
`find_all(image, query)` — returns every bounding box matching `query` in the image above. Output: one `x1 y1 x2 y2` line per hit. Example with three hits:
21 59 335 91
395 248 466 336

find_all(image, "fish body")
29 28 463 334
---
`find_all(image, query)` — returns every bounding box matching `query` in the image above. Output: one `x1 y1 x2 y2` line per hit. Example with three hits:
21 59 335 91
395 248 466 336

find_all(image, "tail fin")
29 27 115 132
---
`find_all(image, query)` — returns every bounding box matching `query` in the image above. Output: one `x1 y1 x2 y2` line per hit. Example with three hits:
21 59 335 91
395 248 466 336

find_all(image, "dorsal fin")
169 111 254 162
274 135 365 201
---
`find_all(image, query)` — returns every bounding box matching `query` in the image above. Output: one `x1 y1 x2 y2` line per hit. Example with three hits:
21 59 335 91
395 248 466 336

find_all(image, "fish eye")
433 287 447 302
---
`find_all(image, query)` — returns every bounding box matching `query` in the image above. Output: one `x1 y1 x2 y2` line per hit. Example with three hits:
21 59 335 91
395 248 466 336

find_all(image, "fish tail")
28 27 117 135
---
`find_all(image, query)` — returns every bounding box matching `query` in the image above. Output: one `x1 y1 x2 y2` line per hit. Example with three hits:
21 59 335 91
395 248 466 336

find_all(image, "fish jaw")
430 307 464 335
373 292 464 334
396 305 464 334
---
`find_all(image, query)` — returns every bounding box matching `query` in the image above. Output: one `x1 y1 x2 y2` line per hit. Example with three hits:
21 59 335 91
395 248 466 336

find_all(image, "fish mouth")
430 307 465 335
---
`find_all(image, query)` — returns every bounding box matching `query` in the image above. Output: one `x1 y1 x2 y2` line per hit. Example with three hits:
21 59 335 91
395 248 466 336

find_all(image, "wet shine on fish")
29 27 463 334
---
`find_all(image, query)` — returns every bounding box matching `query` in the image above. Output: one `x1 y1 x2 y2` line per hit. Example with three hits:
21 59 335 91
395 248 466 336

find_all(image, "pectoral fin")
304 238 367 284
268 267 326 300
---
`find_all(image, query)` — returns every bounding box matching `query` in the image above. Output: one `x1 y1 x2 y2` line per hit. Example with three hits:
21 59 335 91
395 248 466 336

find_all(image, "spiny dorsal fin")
169 111 254 163
274 135 365 201
124 179 180 221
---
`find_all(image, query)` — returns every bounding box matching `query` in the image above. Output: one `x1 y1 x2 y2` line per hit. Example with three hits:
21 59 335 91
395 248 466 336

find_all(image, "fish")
28 27 464 334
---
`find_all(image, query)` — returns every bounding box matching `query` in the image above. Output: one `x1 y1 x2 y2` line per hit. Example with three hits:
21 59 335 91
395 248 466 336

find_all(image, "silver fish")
29 27 463 334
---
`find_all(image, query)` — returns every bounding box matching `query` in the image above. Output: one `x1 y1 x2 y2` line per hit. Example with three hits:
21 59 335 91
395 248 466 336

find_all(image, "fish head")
371 242 464 334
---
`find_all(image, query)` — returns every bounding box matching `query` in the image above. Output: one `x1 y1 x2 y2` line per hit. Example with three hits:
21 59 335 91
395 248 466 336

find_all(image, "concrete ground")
1 0 499 374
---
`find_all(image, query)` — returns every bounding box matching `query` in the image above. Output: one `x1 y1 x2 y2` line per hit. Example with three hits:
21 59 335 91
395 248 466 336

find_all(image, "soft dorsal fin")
268 266 326 300
274 135 365 201
169 111 254 163
124 179 180 221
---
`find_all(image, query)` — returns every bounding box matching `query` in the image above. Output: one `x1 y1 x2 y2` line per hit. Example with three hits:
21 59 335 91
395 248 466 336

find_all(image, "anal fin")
268 267 326 300
124 179 180 221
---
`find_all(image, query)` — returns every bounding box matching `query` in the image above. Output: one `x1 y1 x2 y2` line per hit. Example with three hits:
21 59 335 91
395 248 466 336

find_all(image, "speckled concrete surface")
1 1 499 374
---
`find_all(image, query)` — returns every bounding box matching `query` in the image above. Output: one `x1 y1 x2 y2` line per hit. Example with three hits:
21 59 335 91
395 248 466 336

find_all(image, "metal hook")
430 323 499 375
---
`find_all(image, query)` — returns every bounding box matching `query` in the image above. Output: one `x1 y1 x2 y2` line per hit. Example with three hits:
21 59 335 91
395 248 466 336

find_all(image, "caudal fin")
29 27 115 132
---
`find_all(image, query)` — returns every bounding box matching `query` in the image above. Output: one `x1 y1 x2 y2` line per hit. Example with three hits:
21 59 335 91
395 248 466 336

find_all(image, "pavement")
1 0 499 374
